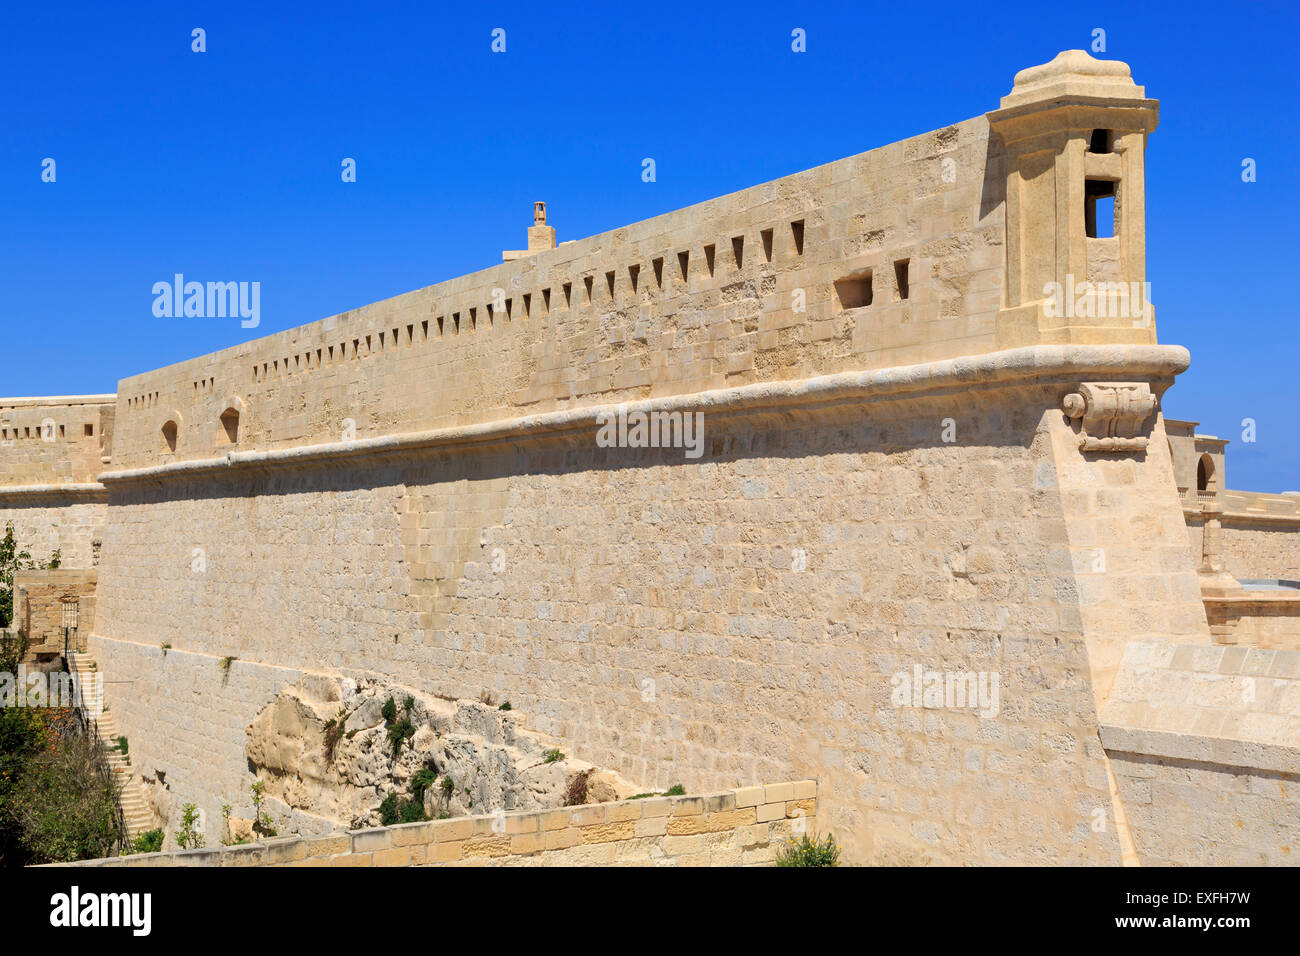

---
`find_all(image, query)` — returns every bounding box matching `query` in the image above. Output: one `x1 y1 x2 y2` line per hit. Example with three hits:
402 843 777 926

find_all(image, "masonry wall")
86 637 306 842
63 782 818 867
0 396 114 584
0 493 105 571
1101 641 1300 865
106 116 1002 471
13 569 97 656
1204 597 1300 650
1220 520 1300 582
0 396 114 486
90 369 1216 865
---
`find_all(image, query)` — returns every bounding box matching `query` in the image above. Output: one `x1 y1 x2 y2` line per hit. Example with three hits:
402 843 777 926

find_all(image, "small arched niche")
218 407 240 446
1196 453 1217 493
161 420 179 453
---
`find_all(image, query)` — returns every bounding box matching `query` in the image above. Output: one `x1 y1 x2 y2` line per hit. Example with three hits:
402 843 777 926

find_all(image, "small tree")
9 730 122 863
0 629 30 678
175 803 205 849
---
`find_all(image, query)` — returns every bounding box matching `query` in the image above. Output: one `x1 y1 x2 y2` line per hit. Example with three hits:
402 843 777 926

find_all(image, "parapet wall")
64 781 818 867
107 114 1005 471
0 395 114 486
0 396 114 574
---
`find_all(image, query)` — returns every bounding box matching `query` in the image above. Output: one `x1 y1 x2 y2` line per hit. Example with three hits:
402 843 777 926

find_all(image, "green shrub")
175 803 205 849
380 696 397 725
387 718 414 756
663 784 685 796
403 695 414 713
250 780 276 837
498 701 512 711
379 791 425 826
410 768 438 805
4 721 122 864
775 833 839 867
379 792 401 826
323 707 347 762
130 828 164 854
543 748 564 764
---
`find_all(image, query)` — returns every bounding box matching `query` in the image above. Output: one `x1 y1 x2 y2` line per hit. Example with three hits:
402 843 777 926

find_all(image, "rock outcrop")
245 674 640 830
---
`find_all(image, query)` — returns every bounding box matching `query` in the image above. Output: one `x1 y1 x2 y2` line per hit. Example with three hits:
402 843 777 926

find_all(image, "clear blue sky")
2 1 1296 491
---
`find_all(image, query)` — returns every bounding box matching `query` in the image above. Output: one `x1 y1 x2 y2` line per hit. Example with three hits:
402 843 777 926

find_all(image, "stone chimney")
502 201 557 262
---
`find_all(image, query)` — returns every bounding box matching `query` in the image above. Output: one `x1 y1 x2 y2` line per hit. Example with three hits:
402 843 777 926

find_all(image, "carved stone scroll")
1061 382 1156 452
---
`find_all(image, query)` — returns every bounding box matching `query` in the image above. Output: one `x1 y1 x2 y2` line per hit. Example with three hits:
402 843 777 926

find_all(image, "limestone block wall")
0 396 114 587
1204 594 1300 650
0 396 115 486
1049 414 1208 707
86 635 304 844
91 351 1202 866
13 568 97 655
1220 519 1300 582
62 781 818 867
107 116 1003 470
1101 640 1300 865
0 491 105 570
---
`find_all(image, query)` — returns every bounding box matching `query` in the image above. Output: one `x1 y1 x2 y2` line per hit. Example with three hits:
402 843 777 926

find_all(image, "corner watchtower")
989 50 1159 347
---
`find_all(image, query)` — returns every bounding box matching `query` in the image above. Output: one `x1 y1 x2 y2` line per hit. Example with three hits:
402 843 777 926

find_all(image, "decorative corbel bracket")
1062 382 1156 452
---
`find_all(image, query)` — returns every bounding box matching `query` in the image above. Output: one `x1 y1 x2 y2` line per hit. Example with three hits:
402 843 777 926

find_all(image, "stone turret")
988 50 1159 347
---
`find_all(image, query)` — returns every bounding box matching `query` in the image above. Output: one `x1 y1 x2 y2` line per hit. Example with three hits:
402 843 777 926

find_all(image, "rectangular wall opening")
583 276 594 303
834 270 873 309
791 220 805 255
628 264 640 293
1085 179 1117 238
761 228 774 263
704 244 716 277
894 259 910 300
731 235 744 269
563 282 572 308
523 293 531 318
652 257 664 288
605 270 616 299
678 251 689 282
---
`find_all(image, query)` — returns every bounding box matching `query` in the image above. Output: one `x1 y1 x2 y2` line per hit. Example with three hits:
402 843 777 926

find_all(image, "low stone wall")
1100 640 1300 865
62 781 818 867
1204 590 1300 650
14 568 97 657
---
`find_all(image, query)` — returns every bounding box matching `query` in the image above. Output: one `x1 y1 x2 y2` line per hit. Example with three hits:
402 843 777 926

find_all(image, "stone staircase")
68 653 155 840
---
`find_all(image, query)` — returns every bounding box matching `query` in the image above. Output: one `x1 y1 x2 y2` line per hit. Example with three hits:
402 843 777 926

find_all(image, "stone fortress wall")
0 395 113 569
5 50 1299 866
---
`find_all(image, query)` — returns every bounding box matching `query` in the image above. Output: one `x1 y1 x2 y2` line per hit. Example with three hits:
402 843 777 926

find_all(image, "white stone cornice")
97 344 1191 486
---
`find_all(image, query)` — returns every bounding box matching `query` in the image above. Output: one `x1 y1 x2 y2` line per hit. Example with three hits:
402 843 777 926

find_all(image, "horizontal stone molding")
98 344 1190 486
1100 724 1300 777
0 482 107 502
0 394 116 408
1221 512 1300 528
49 780 820 868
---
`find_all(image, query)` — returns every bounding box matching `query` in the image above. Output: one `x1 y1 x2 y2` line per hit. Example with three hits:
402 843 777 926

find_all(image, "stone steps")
68 652 156 840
